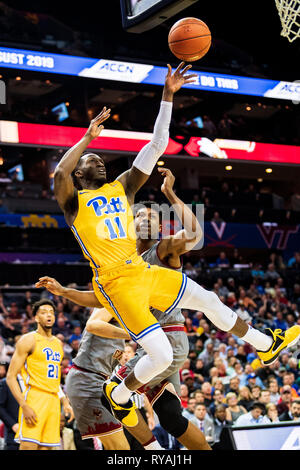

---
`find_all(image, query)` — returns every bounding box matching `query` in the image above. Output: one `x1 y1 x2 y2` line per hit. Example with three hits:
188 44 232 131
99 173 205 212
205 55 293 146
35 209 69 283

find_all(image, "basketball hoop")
275 0 300 42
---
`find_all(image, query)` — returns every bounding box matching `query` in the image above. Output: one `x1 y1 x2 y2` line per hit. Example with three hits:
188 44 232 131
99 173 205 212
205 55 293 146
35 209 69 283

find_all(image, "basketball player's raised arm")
158 168 203 258
35 277 102 308
6 335 37 426
53 107 111 214
117 63 197 197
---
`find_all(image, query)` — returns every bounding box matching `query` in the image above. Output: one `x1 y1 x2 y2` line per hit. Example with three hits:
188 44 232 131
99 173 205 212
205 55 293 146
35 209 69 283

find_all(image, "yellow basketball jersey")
22 332 63 394
71 180 137 269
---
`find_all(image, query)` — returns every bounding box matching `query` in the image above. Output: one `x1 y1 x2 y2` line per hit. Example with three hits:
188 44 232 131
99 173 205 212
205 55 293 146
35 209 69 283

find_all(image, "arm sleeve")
132 101 173 175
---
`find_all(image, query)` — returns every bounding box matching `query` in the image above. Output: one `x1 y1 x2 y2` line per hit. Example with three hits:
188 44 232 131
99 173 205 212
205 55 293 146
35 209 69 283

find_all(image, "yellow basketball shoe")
103 381 138 427
257 326 300 366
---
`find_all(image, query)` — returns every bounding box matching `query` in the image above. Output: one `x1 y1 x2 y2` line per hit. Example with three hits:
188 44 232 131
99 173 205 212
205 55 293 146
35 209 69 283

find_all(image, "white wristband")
58 385 66 400
132 100 173 175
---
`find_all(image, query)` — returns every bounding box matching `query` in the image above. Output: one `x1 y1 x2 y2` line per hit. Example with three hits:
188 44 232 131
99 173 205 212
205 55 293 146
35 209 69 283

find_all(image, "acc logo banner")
264 81 300 101
78 59 153 83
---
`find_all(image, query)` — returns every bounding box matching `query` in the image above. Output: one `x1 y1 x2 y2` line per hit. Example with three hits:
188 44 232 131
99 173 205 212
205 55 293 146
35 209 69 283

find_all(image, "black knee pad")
153 389 189 438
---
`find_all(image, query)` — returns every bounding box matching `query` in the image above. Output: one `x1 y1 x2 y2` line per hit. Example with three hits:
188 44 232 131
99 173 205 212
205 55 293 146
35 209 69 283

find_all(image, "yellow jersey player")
53 62 300 428
6 300 71 450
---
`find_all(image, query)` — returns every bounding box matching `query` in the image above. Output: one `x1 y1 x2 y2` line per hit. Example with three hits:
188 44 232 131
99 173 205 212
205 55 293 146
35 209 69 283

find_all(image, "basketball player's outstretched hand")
35 276 65 296
158 167 175 195
85 106 111 140
164 62 198 94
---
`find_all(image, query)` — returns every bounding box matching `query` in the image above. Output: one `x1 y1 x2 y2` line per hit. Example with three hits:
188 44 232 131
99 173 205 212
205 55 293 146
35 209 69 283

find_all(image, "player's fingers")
184 73 198 80
175 61 185 73
184 78 198 84
181 64 193 75
96 109 111 122
92 108 110 123
166 64 172 76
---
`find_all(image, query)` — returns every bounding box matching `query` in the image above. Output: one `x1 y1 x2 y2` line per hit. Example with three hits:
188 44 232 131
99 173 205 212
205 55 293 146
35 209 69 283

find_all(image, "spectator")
264 263 280 281
0 338 14 364
180 384 189 408
7 303 22 325
251 385 262 401
198 342 215 367
218 114 234 138
203 329 221 351
59 413 76 450
246 372 265 389
183 262 198 281
235 345 248 366
273 311 288 331
211 212 224 224
53 315 73 338
202 115 217 139
194 389 206 406
192 358 207 383
226 376 241 395
0 373 24 450
201 382 214 407
266 403 280 423
225 392 247 424
68 325 82 345
237 386 254 411
216 278 229 298
211 377 226 394
234 402 270 426
212 404 231 449
182 372 197 394
208 389 226 417
259 389 272 406
280 372 299 398
182 397 197 421
192 404 215 445
232 362 247 386
235 301 252 323
69 339 80 361
279 399 300 422
268 379 281 404
276 385 294 416
216 251 230 268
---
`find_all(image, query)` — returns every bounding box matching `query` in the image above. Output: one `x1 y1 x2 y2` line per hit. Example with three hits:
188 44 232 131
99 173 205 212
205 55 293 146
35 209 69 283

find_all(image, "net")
275 0 300 41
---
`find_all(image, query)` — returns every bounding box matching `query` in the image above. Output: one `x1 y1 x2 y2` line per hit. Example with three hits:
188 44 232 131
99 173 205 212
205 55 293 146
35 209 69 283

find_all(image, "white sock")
111 380 132 405
144 439 163 450
241 325 273 351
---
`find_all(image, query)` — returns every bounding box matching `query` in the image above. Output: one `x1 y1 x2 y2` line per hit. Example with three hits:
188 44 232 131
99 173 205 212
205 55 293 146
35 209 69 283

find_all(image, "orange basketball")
168 17 211 62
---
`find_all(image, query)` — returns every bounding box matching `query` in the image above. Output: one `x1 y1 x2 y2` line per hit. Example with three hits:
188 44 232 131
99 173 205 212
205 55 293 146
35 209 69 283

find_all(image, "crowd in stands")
0 248 299 449
1 167 299 224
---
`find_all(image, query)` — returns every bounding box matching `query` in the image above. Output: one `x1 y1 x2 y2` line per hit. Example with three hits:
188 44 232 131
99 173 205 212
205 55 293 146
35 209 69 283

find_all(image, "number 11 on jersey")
105 216 126 240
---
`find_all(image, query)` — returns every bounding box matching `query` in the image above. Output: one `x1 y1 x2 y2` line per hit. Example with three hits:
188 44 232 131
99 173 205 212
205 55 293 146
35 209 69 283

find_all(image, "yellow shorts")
15 386 60 448
92 252 186 340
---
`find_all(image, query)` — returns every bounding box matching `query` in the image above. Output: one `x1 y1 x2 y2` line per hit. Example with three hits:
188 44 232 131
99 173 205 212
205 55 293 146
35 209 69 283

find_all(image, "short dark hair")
134 200 160 214
71 153 104 190
251 401 266 413
32 299 56 316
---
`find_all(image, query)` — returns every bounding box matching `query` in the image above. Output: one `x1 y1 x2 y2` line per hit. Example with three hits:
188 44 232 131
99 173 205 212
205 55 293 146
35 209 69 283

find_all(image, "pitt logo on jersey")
87 196 126 217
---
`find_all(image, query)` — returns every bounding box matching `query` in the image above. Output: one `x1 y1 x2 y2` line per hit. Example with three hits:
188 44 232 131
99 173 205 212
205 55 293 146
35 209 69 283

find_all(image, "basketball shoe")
257 325 300 366
103 380 138 427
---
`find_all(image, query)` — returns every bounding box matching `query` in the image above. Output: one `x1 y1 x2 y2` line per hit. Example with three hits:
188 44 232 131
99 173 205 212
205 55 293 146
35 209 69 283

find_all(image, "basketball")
168 17 211 62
